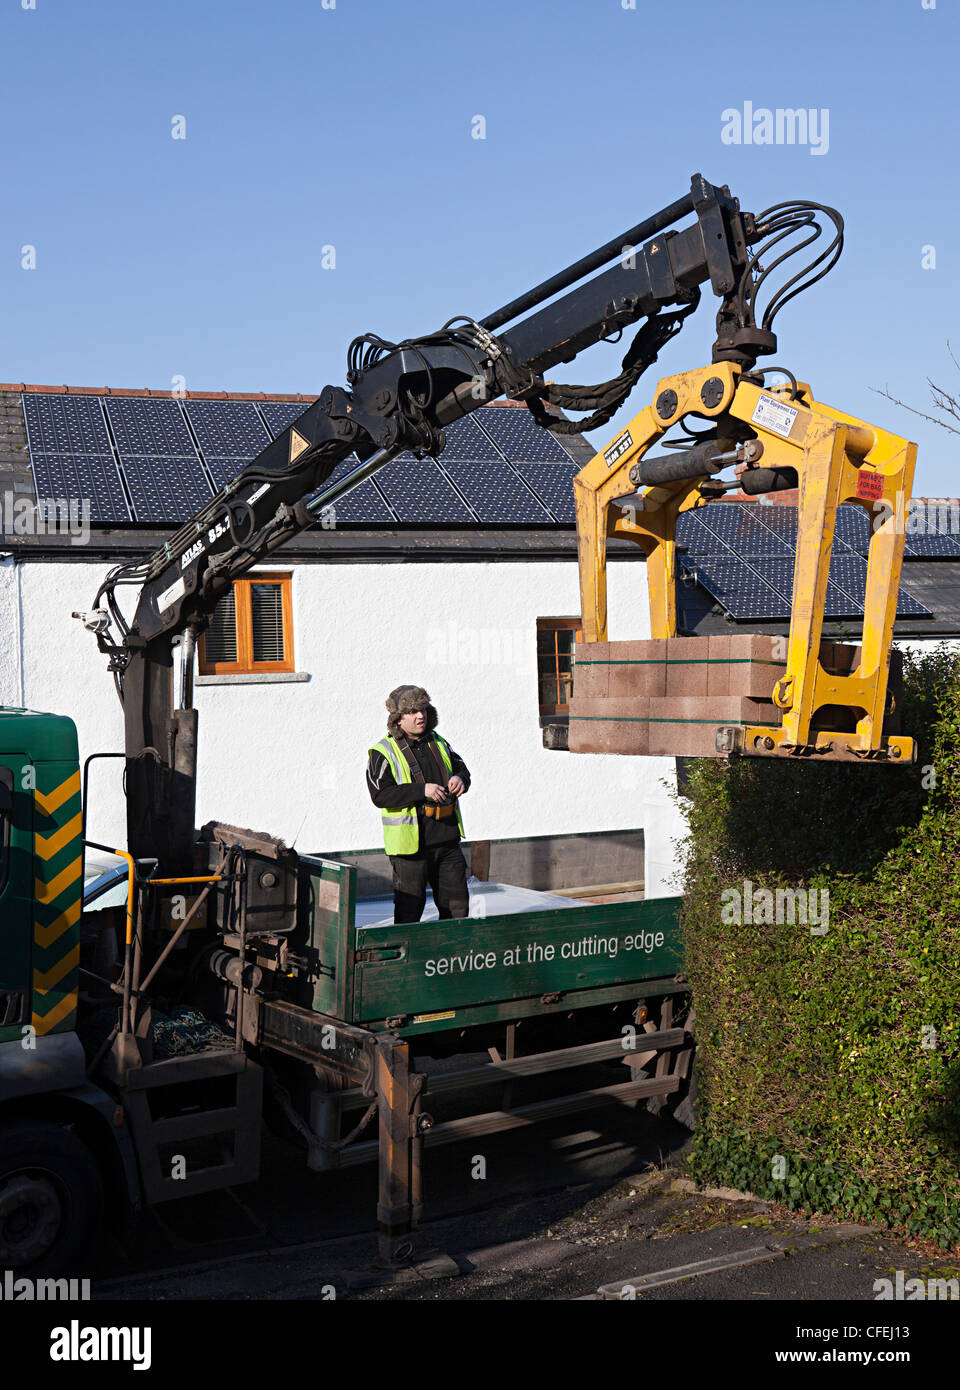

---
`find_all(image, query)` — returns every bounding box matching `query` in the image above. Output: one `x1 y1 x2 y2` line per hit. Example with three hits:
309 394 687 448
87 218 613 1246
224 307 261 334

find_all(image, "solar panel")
184 401 271 458
903 533 960 558
833 505 872 555
104 397 195 456
374 457 476 524
474 407 577 463
752 557 860 619
259 400 313 439
515 462 578 522
732 502 800 552
828 555 932 617
30 453 130 523
120 458 213 523
681 558 791 620
694 501 861 557
23 395 111 455
442 460 552 523
695 502 793 557
205 458 248 493
676 510 732 556
438 416 504 462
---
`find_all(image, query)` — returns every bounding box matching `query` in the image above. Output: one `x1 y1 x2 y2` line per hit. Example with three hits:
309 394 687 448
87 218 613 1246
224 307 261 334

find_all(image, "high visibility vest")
369 733 465 855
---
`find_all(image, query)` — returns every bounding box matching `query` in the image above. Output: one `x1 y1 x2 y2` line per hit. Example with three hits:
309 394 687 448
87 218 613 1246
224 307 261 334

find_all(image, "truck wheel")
0 1120 104 1274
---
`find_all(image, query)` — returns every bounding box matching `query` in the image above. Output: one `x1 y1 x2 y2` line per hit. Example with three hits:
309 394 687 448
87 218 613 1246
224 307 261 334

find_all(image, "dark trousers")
390 844 470 923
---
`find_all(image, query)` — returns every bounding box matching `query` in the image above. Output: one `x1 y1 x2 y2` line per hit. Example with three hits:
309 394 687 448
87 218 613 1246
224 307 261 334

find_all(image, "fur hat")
386 684 438 736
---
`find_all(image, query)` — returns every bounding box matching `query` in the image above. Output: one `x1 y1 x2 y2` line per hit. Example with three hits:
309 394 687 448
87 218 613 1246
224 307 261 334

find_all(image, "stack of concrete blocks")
568 635 788 757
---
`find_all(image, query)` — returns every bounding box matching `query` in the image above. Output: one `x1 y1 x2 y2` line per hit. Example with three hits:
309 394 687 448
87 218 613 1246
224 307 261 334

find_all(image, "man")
366 685 471 924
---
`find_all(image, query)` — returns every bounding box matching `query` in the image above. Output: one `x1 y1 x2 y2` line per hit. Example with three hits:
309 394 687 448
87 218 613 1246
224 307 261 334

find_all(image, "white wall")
0 556 22 706
10 554 692 894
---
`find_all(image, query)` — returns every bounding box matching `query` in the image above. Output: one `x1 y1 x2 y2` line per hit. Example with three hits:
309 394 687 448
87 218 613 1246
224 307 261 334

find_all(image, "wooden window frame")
536 616 582 717
198 572 295 676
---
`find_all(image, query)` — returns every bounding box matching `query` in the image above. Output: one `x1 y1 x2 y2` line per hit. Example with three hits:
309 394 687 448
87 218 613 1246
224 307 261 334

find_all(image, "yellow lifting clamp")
573 362 917 764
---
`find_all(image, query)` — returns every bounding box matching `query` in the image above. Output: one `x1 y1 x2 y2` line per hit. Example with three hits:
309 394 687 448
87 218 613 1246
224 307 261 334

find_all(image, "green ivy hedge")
678 644 960 1247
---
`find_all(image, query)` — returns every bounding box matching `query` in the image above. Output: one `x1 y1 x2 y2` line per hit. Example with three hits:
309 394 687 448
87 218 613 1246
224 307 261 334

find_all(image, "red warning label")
856 469 883 501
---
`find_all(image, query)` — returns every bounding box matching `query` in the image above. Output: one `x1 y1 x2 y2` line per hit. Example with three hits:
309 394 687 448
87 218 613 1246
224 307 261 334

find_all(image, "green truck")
0 705 691 1273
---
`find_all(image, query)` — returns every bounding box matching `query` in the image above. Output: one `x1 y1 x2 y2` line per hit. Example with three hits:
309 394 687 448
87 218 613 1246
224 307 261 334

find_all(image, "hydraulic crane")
79 172 913 885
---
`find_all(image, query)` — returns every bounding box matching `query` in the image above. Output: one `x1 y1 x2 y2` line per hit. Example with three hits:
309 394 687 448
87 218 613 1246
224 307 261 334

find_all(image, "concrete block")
571 695 648 720
571 644 609 699
574 642 610 663
723 634 787 698
606 639 667 661
568 696 649 756
819 640 861 675
707 634 731 696
647 719 717 758
726 634 785 663
647 696 711 758
739 697 780 725
647 695 733 723
664 635 712 696
608 643 666 697
645 694 781 757
725 660 785 700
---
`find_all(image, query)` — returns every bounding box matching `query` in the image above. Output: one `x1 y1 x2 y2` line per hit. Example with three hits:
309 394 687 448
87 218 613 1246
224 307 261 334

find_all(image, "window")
537 617 582 716
198 573 294 675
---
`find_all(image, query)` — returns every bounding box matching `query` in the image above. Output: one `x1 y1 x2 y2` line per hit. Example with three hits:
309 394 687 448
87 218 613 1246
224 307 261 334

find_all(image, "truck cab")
0 708 140 1273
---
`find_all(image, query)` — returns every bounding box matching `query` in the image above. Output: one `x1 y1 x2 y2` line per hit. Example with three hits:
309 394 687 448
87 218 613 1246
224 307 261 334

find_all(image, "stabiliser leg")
375 1033 425 1266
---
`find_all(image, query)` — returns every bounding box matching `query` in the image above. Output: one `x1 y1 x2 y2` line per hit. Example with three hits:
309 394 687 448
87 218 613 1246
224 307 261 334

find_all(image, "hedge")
678 644 960 1246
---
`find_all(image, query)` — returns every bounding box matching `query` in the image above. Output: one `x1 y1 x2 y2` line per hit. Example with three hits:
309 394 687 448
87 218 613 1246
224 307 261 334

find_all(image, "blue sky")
2 0 957 491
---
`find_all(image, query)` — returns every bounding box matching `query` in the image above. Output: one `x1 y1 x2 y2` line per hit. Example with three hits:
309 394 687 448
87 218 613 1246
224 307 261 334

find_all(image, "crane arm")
79 174 841 870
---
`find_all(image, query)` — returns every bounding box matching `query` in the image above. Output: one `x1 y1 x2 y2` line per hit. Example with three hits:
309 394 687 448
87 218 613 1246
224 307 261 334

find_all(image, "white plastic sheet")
354 875 584 928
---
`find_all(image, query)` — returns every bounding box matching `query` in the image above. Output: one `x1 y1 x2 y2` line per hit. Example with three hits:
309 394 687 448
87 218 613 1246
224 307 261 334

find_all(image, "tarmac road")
95 1104 957 1307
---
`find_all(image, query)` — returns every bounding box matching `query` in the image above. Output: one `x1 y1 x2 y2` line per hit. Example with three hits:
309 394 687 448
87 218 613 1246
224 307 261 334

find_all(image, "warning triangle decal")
289 428 309 462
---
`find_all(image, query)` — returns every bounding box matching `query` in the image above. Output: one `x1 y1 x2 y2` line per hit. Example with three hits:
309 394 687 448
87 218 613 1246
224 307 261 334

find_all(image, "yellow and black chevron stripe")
31 765 82 1037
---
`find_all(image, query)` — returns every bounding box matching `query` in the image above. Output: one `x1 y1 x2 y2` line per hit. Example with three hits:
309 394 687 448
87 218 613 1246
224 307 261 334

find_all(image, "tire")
0 1120 104 1274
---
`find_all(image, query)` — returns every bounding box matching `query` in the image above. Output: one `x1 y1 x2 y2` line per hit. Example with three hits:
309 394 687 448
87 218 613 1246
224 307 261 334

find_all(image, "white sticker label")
752 393 799 438
157 576 186 613
604 429 633 468
247 483 270 504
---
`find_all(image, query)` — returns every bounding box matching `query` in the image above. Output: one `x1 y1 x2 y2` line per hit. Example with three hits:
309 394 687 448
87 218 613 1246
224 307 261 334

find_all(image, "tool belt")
394 736 458 823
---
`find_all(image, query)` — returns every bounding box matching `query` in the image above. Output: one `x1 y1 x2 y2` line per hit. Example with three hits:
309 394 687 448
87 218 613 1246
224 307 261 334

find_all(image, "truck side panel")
352 897 684 1024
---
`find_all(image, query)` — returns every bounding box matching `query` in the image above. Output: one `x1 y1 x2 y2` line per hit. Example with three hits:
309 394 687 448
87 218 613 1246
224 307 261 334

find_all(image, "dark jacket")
366 732 471 849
